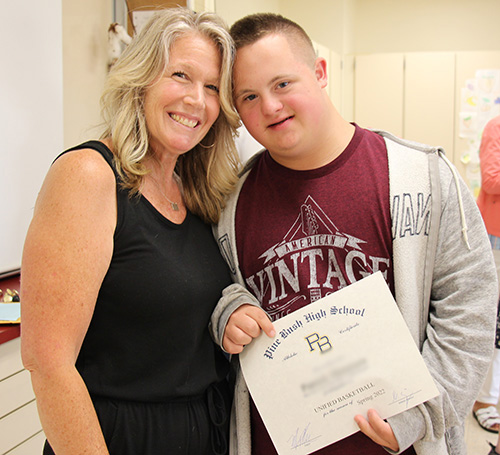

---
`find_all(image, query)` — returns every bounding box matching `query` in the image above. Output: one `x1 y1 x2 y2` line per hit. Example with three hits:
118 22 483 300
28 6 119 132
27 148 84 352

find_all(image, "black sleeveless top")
62 141 231 402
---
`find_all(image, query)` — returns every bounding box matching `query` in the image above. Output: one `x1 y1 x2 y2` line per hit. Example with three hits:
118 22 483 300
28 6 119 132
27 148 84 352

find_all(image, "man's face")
233 33 327 168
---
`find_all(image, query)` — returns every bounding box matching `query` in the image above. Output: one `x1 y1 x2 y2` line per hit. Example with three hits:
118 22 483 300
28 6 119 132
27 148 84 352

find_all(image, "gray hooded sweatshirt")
211 130 498 455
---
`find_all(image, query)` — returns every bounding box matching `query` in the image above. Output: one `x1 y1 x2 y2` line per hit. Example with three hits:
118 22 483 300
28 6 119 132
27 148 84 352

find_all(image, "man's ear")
314 57 328 89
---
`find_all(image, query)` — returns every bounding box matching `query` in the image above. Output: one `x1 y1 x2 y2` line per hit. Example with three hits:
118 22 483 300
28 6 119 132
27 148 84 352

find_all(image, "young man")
211 13 498 455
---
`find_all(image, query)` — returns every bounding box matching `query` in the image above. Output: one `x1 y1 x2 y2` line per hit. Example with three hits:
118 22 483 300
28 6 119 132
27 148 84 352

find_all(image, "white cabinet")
353 50 500 181
404 52 456 159
0 337 44 455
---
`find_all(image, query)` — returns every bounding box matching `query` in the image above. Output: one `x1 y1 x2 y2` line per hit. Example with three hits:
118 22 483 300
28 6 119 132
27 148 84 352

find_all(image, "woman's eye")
206 84 219 93
278 81 289 89
244 94 256 101
172 71 187 79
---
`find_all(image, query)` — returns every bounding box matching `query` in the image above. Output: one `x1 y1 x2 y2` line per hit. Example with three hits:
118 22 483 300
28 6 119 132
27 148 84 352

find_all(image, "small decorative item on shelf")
0 289 20 303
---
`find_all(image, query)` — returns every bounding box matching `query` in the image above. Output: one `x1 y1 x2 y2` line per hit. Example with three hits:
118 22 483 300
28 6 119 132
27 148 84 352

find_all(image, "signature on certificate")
390 388 422 408
283 352 298 362
288 423 320 449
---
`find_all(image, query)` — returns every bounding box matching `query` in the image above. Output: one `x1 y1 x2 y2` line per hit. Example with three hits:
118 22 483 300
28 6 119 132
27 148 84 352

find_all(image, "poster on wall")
122 0 188 35
459 69 500 197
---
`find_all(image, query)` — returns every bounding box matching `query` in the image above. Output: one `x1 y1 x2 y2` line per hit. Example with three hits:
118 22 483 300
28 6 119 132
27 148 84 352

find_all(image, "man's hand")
223 304 275 354
354 409 399 452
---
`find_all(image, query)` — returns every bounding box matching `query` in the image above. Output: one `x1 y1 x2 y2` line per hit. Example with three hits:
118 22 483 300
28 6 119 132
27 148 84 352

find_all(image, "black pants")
43 380 231 455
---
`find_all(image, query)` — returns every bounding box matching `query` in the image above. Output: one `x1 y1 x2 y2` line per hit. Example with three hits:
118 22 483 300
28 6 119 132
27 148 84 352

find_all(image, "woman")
20 7 239 455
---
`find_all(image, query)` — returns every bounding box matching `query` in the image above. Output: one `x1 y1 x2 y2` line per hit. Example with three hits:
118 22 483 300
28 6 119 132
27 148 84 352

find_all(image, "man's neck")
269 117 355 171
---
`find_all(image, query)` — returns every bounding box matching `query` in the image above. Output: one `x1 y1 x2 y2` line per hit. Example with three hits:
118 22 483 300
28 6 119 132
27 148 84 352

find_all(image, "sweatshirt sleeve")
209 283 262 350
209 181 263 350
387 161 498 453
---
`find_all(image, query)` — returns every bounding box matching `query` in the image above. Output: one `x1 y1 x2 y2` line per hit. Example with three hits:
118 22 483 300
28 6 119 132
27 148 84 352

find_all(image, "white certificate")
240 272 439 455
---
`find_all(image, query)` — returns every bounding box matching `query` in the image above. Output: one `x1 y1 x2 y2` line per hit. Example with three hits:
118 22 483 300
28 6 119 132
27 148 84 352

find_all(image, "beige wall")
62 0 500 151
350 0 500 54
217 0 500 56
62 0 112 149
214 0 352 55
61 0 282 149
215 0 280 26
279 0 352 55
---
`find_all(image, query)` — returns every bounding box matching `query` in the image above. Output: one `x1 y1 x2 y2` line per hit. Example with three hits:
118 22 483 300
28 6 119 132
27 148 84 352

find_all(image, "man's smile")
269 115 294 128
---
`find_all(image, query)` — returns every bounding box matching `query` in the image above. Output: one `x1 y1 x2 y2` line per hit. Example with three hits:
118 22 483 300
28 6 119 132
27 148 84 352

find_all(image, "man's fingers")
230 305 275 339
354 414 373 438
354 410 399 452
225 326 254 347
245 306 276 338
222 338 244 354
235 313 265 338
222 305 276 354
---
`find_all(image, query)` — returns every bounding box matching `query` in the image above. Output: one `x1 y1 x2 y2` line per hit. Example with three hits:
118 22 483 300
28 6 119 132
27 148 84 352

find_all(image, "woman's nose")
185 83 205 108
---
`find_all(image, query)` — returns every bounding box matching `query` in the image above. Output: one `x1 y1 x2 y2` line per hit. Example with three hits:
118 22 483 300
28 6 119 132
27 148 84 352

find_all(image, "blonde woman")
21 7 239 455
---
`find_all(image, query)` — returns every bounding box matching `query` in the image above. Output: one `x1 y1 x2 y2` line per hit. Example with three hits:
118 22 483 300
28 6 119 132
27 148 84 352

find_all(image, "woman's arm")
21 148 117 454
480 119 500 194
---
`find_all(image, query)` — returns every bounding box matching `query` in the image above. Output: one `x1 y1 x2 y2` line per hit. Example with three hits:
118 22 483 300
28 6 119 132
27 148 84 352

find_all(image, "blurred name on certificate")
240 271 439 455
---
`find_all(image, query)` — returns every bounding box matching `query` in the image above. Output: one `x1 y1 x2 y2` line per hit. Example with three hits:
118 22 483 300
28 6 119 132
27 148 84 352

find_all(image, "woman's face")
144 32 222 158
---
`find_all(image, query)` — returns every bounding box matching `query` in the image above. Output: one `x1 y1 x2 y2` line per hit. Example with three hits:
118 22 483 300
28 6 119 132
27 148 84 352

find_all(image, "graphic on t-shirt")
245 196 391 320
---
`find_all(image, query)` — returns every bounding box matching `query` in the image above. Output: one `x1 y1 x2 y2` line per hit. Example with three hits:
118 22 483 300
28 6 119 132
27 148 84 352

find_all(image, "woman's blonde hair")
100 7 240 224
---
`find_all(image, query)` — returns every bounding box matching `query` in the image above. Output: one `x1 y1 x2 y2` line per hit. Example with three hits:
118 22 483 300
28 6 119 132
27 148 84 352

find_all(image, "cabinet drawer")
0 369 35 418
6 430 45 455
0 337 23 379
0 401 42 454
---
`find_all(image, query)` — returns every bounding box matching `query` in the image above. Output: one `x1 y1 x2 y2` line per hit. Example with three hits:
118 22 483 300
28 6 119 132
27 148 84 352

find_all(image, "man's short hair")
230 13 316 65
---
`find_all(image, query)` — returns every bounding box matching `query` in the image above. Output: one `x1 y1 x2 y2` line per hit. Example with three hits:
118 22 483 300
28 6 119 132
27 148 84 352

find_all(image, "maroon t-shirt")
235 125 416 454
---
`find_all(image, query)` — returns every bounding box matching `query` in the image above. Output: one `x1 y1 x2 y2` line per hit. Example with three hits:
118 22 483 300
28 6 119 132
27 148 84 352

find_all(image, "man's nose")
261 94 283 115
